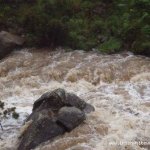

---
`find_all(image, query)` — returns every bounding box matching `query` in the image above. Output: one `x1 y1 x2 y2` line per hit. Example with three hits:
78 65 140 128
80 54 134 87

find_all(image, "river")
0 48 150 150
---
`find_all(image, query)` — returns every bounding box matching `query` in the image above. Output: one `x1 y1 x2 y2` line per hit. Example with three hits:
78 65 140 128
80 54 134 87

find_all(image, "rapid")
0 48 150 150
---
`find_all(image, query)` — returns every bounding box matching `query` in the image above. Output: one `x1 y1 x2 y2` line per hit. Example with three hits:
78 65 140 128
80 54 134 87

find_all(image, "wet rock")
33 88 66 112
33 88 95 113
65 93 87 110
65 93 95 113
0 31 24 59
18 110 65 150
18 89 95 150
26 108 55 123
57 107 86 131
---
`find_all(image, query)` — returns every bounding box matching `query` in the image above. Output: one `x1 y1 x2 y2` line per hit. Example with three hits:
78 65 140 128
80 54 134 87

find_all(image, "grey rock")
33 88 66 112
57 107 86 131
18 89 95 150
33 88 95 113
65 93 86 110
18 110 65 150
65 93 95 113
26 108 55 123
0 31 24 59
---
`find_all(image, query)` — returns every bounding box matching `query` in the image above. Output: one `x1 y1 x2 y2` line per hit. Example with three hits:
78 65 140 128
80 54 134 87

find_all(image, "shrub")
0 0 149 54
98 37 122 53
0 100 19 120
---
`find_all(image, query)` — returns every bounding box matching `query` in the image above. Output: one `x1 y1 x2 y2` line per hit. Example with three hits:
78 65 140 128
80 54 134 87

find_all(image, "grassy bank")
0 0 149 54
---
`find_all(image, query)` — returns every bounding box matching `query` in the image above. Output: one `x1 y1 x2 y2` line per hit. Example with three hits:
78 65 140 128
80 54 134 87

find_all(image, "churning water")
0 48 150 150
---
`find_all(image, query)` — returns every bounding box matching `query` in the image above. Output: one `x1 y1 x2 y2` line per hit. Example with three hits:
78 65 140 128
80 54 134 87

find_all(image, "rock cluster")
18 88 95 150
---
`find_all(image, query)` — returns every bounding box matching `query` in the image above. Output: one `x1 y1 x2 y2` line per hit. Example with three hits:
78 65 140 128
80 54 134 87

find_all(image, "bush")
99 37 122 53
0 0 149 54
0 100 19 120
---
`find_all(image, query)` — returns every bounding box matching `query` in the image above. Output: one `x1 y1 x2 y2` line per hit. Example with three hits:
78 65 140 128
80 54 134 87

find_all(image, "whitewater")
0 48 149 150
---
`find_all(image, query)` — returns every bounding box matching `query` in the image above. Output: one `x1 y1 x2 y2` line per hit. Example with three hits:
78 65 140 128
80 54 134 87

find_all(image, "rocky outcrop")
18 88 95 150
0 31 24 59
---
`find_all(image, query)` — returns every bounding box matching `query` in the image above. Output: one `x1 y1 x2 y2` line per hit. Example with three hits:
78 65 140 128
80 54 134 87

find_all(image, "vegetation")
0 100 19 120
0 0 149 54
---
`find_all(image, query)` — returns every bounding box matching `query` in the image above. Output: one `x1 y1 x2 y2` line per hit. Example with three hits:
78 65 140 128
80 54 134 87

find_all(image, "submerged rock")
0 31 24 59
18 88 94 150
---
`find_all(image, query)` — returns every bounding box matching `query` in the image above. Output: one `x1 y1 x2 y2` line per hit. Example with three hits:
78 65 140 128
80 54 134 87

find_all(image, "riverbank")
0 0 149 55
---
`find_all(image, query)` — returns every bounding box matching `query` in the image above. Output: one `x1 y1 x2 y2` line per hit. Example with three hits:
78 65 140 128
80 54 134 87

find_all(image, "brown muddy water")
0 48 150 150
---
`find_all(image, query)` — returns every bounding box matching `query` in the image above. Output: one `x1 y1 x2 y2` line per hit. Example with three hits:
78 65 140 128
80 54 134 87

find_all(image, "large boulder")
18 89 94 150
18 109 66 150
0 31 24 59
32 88 94 113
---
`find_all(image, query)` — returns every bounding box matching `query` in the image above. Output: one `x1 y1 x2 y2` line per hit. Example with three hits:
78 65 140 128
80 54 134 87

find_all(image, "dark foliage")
0 0 149 54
